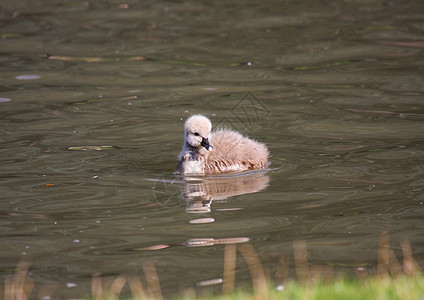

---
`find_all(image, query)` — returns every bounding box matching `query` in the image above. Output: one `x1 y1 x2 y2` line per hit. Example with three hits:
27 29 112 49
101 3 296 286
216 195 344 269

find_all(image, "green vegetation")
201 275 424 300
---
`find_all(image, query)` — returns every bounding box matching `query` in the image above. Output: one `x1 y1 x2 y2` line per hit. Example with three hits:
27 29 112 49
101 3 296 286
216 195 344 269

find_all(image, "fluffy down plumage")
176 115 269 175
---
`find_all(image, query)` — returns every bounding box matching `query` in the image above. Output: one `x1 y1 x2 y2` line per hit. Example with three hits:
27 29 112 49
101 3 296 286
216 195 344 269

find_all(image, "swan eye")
194 132 200 136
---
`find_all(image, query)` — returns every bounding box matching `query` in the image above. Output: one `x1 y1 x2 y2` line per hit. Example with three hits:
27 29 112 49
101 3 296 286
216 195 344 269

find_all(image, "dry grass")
1 232 422 299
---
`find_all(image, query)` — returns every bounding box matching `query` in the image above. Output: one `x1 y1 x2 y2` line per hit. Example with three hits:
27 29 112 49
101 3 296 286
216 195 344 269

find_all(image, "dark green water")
1 0 424 298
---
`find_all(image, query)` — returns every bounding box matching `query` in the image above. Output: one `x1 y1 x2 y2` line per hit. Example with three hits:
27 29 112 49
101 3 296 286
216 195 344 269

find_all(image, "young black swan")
176 114 269 175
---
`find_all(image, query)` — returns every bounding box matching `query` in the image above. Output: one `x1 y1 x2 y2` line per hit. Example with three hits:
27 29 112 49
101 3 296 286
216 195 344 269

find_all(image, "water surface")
1 0 424 297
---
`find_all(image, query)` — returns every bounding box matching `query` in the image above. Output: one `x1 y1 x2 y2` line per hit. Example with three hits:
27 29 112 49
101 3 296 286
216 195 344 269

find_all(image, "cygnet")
176 114 269 175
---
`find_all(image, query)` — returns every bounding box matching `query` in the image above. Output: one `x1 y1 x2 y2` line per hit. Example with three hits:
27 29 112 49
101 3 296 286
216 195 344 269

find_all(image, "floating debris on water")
67 146 115 151
215 208 244 211
15 74 40 80
185 238 215 247
189 218 215 224
135 244 170 251
185 237 250 247
197 278 223 287
66 282 77 288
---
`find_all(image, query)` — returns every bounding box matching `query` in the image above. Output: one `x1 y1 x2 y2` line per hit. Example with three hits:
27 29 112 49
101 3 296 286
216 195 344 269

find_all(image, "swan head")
184 115 213 151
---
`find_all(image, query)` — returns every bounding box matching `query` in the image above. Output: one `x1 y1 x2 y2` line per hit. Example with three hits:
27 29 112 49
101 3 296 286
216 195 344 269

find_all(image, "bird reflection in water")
180 170 270 213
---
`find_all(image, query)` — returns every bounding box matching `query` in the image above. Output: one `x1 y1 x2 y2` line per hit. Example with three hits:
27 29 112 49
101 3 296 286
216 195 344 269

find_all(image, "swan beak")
201 137 213 151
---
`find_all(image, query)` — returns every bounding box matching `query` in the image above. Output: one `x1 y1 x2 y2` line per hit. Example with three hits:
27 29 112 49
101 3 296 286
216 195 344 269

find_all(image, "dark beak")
201 137 213 151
